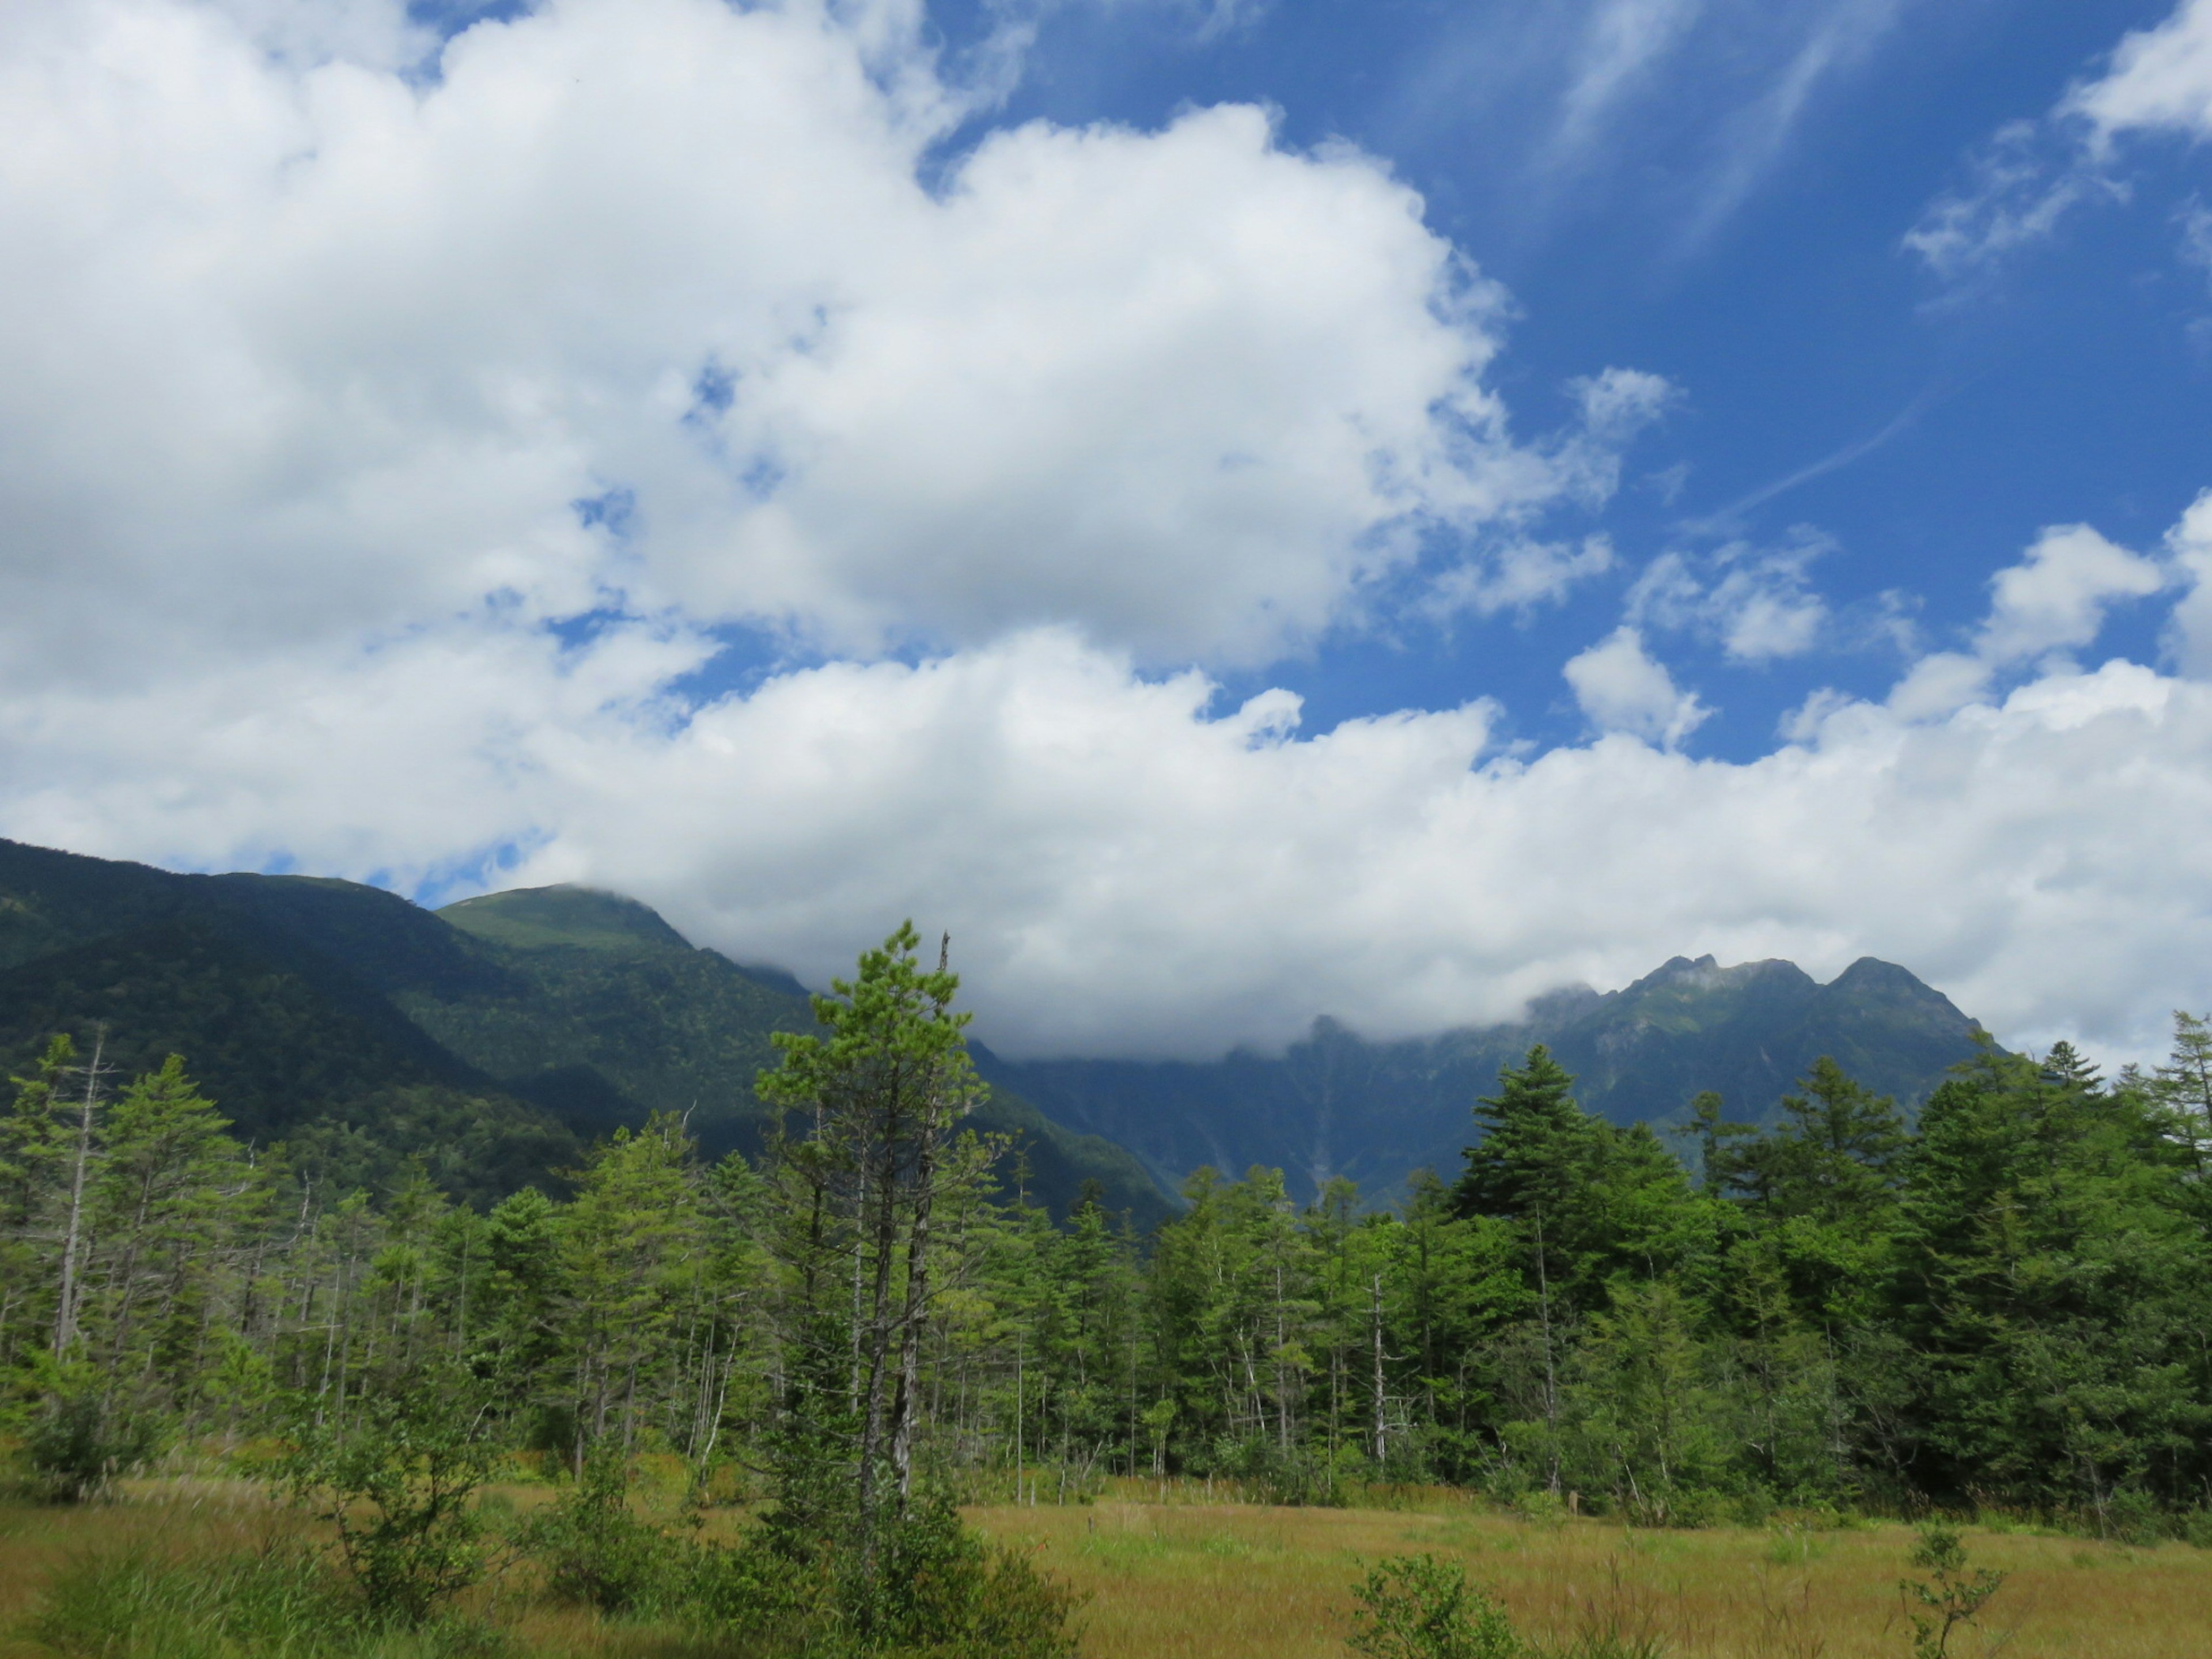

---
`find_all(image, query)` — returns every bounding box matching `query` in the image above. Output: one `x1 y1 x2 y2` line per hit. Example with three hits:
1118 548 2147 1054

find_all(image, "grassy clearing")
969 1494 2212 1659
1 1483 2207 1659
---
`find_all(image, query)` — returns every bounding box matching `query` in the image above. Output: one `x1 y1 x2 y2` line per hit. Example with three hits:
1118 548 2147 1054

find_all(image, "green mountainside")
981 952 1990 1204
0 842 573 1202
0 840 1173 1225
415 884 1172 1225
0 836 1993 1222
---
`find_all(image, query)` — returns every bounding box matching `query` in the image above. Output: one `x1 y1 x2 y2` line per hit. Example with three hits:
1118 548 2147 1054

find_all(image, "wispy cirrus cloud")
1380 0 1918 256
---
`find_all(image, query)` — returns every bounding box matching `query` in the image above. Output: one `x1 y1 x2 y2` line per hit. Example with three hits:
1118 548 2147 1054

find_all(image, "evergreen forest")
6 923 2212 1653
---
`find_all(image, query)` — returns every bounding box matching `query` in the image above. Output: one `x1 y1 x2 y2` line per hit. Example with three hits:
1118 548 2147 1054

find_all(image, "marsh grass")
3 1486 2208 1659
968 1499 2212 1659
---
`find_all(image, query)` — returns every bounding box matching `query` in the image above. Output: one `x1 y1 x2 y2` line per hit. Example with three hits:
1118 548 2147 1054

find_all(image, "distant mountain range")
0 836 1989 1217
976 953 1988 1204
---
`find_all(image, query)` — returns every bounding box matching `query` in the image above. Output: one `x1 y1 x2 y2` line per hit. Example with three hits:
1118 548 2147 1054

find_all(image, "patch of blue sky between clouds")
407 834 558 910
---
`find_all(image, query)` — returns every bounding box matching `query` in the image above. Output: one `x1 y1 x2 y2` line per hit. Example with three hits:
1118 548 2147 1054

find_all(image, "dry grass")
0 1482 2206 1659
968 1495 2212 1659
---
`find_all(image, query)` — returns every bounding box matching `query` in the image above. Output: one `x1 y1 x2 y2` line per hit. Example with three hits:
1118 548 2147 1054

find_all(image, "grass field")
2 1481 2207 1658
970 1495 2212 1659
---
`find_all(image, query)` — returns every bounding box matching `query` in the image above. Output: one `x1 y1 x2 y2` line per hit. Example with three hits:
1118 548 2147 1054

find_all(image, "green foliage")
803 1489 1084 1659
25 1543 501 1659
17 1355 162 1503
517 1446 677 1614
1345 1554 1521 1659
1898 1524 2006 1659
12 865 2212 1613
282 1363 503 1626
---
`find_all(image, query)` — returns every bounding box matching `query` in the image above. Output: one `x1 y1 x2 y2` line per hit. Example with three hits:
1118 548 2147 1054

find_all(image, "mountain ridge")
0 841 1175 1224
979 949 1988 1204
0 836 1989 1217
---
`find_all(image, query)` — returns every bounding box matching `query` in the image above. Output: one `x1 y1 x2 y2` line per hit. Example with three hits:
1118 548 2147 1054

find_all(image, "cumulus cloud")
2067 0 2212 146
0 0 1620 685
12 0 2212 1074
1563 626 1711 746
1977 524 2167 663
10 536 2212 1066
2160 488 2212 672
1423 535 1616 620
4 491 2212 1064
1630 531 1831 662
1885 522 2164 719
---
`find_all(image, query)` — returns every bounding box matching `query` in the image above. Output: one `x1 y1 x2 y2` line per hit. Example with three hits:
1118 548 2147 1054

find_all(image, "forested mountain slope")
982 953 1987 1203
415 884 1174 1226
0 835 1992 1219
0 839 1172 1222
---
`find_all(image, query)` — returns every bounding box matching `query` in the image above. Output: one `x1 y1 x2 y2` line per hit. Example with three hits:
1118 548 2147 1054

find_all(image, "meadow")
2 1479 2207 1659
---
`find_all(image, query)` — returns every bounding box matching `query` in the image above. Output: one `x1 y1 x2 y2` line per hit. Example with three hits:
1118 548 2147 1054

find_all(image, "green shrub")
518 1446 681 1615
18 1361 161 1503
1899 1523 2006 1659
1211 1434 1344 1507
1345 1554 1521 1659
281 1364 501 1627
2098 1487 2168 1546
849 1490 1082 1658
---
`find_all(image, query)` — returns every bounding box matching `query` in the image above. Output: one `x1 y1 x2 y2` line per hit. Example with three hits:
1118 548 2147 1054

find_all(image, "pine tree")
755 922 989 1558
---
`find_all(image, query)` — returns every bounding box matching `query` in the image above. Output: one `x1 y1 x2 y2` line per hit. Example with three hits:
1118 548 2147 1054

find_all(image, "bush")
1210 1433 1346 1507
846 1489 1083 1658
2097 1487 2168 1546
1346 1554 1522 1659
281 1363 502 1626
1899 1524 2006 1659
721 1484 1081 1658
518 1446 682 1615
17 1358 162 1503
510 1444 1074 1656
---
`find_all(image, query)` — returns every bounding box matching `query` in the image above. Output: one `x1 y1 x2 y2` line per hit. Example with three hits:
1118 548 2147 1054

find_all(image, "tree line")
5 925 2212 1538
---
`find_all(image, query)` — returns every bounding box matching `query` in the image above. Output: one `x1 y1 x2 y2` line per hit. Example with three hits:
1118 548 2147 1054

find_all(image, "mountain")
411 884 1173 1226
978 953 1989 1205
0 839 1174 1224
0 841 576 1201
0 835 1994 1219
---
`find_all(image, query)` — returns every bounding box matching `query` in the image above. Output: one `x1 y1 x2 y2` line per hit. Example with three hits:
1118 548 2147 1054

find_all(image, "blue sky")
904 0 2206 759
6 0 2212 1064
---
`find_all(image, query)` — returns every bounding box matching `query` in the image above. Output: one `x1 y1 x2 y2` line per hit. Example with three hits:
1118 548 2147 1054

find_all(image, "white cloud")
1630 532 1831 662
2161 488 2212 673
12 0 2212 1078
1977 523 2166 665
1884 521 2164 719
1907 0 2212 279
1677 0 1907 247
1553 0 1707 158
1423 535 1615 620
1506 0 1915 248
1563 626 1710 746
2067 0 2212 147
1902 122 2117 282
2179 196 2212 287
0 0 1624 686
11 561 2212 1067
7 502 2212 1066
